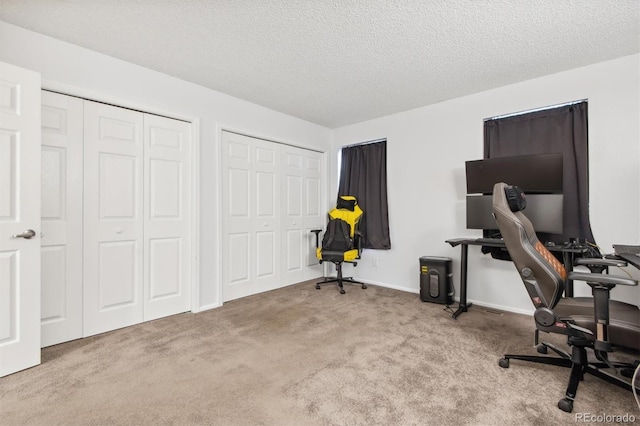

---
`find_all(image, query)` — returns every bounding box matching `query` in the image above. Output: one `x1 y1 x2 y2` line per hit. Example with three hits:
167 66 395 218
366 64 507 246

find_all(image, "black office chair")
311 196 367 294
492 182 640 413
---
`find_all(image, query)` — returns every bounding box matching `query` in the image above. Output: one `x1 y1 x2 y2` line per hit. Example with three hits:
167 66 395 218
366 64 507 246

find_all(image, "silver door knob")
11 229 36 239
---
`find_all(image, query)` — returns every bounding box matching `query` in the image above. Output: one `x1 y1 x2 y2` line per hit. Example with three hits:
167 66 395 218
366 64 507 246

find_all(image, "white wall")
0 21 333 311
2 20 637 315
332 54 640 314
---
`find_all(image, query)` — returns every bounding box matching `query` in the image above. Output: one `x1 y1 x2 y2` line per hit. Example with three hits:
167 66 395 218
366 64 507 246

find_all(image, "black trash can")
419 256 453 305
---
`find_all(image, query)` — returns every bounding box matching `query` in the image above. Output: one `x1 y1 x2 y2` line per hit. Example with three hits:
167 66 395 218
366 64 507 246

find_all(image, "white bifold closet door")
82 100 191 337
222 132 281 302
221 131 323 302
142 114 192 322
40 91 84 347
83 101 145 336
281 144 324 285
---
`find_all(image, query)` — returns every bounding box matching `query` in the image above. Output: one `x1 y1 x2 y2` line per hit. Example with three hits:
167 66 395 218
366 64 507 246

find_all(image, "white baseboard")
465 298 534 316
356 277 534 317
196 302 223 313
354 277 418 294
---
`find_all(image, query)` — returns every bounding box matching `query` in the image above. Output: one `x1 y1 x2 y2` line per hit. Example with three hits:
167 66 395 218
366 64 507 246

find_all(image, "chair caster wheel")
621 368 634 378
315 285 321 290
558 398 573 413
498 358 509 368
361 284 367 289
537 345 548 354
340 289 346 294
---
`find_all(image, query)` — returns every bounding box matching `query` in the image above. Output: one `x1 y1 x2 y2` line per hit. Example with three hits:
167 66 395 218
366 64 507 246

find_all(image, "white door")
222 131 280 302
0 61 41 377
143 114 191 321
83 101 144 337
40 91 83 347
281 145 324 285
301 149 324 280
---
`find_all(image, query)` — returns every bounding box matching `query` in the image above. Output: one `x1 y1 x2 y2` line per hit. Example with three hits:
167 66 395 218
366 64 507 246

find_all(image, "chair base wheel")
621 367 634 378
315 284 321 290
498 358 510 368
558 398 573 413
361 284 367 289
340 288 346 294
536 345 548 354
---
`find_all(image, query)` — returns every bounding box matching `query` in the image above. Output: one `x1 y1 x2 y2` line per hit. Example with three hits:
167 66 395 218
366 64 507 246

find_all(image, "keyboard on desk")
613 244 640 269
613 244 640 255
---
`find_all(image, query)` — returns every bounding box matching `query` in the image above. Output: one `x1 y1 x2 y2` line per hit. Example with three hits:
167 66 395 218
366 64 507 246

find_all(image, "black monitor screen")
466 194 563 234
465 153 563 194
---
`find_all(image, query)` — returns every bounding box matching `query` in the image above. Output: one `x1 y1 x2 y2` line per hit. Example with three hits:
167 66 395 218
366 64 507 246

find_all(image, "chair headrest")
336 196 357 211
504 185 527 212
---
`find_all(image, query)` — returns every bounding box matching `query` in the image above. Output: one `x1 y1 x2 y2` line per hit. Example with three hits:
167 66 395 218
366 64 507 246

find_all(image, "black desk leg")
452 244 472 319
563 252 574 298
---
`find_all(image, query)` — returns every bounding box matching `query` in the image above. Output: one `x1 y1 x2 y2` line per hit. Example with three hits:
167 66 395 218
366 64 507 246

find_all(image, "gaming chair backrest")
492 182 566 309
321 219 354 252
328 196 363 239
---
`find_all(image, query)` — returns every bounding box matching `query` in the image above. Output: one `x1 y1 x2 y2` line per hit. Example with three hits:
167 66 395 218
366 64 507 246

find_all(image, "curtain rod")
484 99 588 122
341 138 387 149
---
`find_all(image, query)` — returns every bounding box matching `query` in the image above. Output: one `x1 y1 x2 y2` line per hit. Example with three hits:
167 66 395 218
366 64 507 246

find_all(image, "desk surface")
446 237 588 253
445 236 588 311
446 237 504 248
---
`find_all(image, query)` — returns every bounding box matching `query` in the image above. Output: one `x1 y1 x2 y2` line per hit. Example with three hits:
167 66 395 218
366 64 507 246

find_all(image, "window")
484 100 593 244
338 140 390 249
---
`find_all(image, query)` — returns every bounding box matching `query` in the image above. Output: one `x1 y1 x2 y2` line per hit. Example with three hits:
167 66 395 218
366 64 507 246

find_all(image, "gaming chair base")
315 261 367 294
498 342 638 413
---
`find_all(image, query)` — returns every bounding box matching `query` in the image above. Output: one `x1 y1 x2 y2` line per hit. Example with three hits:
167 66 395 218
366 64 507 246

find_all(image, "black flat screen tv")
466 194 563 234
465 152 564 235
465 153 563 194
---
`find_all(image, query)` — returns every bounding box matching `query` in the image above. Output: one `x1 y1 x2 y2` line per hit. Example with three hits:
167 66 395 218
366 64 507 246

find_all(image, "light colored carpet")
1 280 638 425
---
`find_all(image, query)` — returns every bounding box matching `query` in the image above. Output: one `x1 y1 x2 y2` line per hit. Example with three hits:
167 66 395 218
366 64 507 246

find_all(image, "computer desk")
445 237 588 319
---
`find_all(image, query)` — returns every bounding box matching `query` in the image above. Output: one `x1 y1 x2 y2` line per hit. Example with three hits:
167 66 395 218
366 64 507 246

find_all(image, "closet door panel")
304 153 323 276
222 132 324 301
222 131 280 302
83 101 143 337
40 91 83 347
281 146 324 284
143 114 191 321
282 148 305 285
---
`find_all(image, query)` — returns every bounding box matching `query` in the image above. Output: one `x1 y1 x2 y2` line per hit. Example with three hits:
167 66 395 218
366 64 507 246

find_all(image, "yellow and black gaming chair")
311 196 367 294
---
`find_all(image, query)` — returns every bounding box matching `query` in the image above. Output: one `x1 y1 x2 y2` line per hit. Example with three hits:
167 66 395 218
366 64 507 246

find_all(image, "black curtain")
484 101 594 244
338 141 391 249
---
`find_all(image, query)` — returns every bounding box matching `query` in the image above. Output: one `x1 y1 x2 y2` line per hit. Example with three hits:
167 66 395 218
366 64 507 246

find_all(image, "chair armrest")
354 230 363 255
567 271 637 352
310 229 322 248
567 271 638 287
575 258 627 268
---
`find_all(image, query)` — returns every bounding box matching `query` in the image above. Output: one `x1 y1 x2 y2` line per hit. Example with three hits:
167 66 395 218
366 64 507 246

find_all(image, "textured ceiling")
0 1 638 128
